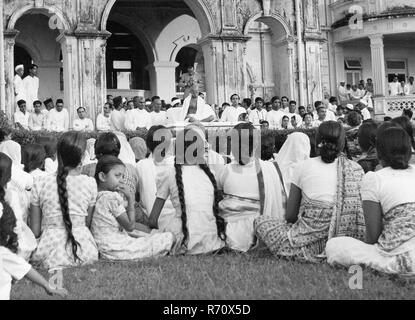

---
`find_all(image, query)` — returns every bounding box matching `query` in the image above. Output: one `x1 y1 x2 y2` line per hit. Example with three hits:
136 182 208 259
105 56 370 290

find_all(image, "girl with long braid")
149 127 226 255
30 132 99 270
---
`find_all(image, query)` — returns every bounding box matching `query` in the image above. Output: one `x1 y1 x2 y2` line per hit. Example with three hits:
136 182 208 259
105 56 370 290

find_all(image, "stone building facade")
0 0 322 125
1 0 414 125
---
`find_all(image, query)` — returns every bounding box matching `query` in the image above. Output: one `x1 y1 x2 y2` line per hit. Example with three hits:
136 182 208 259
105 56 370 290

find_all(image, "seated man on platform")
73 106 94 132
44 99 69 132
124 96 151 130
166 98 183 125
96 103 112 132
14 99 30 130
29 100 46 131
180 84 215 123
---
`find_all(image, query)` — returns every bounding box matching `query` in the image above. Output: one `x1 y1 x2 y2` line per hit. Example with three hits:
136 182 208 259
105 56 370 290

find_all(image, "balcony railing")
374 95 415 118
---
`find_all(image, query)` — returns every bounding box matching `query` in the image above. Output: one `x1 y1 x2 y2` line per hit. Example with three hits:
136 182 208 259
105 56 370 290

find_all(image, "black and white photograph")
0 0 415 304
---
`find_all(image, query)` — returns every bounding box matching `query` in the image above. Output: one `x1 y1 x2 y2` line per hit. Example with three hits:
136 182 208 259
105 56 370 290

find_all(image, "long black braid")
56 132 86 263
57 162 81 262
174 161 189 249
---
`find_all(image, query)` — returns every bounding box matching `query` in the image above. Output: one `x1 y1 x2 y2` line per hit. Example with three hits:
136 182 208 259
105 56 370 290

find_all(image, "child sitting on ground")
91 155 173 261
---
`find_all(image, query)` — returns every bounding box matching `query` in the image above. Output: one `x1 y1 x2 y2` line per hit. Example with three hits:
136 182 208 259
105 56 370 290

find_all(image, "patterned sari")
255 155 365 262
327 203 415 275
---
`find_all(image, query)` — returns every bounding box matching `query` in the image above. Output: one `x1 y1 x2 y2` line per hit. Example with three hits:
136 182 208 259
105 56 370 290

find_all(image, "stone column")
146 61 179 101
57 33 79 127
200 35 249 106
334 43 344 87
3 29 19 119
369 34 386 97
73 30 110 128
304 40 324 104
287 40 296 101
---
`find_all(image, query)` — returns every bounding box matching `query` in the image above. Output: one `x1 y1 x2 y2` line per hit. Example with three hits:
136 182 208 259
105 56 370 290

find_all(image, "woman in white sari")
218 123 287 252
275 132 311 193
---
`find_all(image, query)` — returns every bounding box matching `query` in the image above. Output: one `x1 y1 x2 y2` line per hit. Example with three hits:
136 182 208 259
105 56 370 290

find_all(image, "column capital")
3 29 19 44
369 34 384 45
198 34 251 47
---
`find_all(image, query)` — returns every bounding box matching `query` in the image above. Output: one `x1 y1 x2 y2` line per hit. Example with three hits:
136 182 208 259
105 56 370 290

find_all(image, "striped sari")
255 155 366 262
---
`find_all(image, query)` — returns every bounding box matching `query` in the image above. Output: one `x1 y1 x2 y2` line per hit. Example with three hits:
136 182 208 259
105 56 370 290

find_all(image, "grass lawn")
11 249 415 300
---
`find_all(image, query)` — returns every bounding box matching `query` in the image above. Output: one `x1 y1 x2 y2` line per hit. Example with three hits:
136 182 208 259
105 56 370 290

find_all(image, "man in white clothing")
166 98 183 125
44 99 69 132
220 94 245 123
110 96 126 131
404 76 415 96
313 103 328 127
22 64 39 112
96 103 112 131
28 100 46 131
73 107 94 132
150 96 167 126
266 96 285 130
249 97 268 125
125 96 151 130
14 100 30 130
14 65 25 104
181 84 215 123
389 76 402 96
338 82 349 104
286 100 303 128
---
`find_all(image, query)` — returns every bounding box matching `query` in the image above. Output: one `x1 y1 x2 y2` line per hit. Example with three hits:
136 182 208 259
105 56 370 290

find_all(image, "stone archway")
4 5 70 117
101 0 214 36
244 11 296 101
100 1 213 100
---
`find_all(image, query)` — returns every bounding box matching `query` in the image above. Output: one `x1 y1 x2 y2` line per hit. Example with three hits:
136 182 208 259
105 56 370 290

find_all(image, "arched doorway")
175 45 205 94
245 15 294 101
14 13 62 104
106 21 150 97
102 0 211 101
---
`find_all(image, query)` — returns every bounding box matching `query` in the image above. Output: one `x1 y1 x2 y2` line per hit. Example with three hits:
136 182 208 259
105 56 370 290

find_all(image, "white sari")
219 159 287 252
180 96 211 122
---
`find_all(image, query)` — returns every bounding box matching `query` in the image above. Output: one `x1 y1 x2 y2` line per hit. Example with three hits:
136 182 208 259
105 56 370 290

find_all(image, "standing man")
338 82 349 105
14 65 25 104
404 76 415 96
150 96 167 126
248 98 268 125
286 100 303 128
266 96 285 130
14 99 30 130
178 66 202 99
220 94 245 123
28 100 46 131
22 64 39 112
107 95 114 107
44 99 69 132
110 96 126 131
389 76 402 96
124 96 151 130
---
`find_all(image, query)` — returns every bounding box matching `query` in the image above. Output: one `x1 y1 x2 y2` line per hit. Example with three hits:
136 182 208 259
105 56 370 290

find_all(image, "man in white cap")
14 65 25 104
22 64 39 112
166 97 183 125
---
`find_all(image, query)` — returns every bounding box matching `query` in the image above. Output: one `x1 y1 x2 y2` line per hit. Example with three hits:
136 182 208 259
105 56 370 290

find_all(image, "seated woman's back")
33 174 96 225
292 157 338 203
